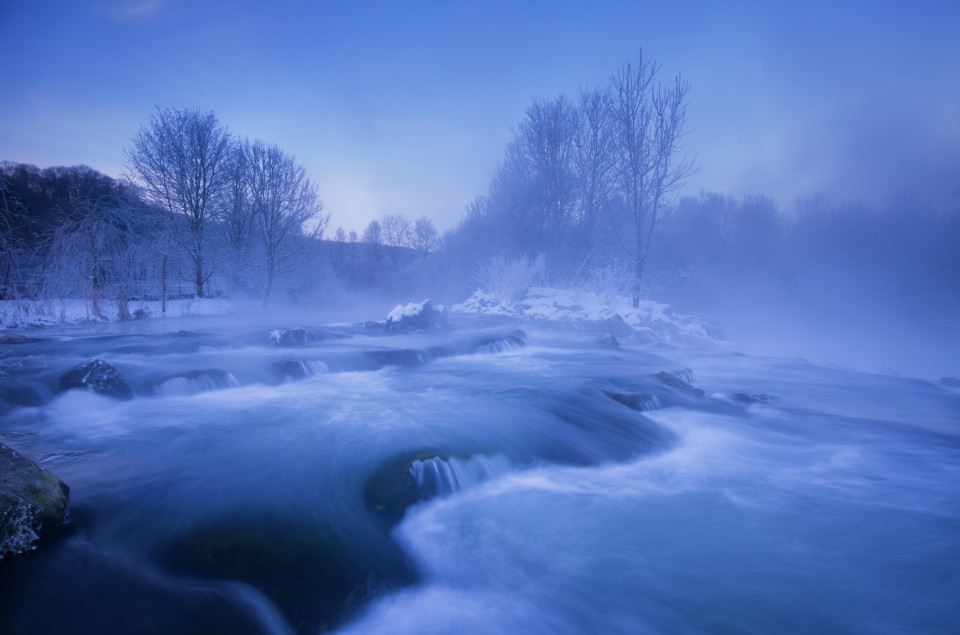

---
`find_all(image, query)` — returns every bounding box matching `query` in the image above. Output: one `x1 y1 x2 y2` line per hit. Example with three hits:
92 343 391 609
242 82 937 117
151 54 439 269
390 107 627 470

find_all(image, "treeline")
1 109 334 311
0 158 447 312
434 54 957 313
646 191 960 307
441 53 694 304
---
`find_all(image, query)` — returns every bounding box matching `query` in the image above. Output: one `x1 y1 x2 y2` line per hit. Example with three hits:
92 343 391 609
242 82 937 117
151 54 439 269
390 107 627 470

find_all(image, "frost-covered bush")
473 254 546 304
577 262 634 305
1 498 40 559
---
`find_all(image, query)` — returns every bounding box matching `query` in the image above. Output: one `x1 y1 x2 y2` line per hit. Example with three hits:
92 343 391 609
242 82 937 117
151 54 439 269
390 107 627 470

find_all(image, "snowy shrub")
1 498 40 559
577 261 634 305
473 254 546 304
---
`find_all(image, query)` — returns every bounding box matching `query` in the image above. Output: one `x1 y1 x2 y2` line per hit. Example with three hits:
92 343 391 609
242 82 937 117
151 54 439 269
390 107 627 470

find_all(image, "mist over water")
2 313 958 634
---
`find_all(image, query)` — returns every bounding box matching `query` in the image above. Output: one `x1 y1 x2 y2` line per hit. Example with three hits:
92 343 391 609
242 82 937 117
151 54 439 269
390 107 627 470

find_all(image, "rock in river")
58 359 132 399
1 443 69 558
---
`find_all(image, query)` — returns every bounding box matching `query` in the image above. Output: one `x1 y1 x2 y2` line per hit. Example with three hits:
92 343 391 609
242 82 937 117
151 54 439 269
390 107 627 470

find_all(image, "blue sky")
2 0 958 232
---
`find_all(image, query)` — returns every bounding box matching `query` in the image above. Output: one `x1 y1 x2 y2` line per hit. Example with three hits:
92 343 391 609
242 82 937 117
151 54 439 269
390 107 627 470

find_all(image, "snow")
453 287 727 346
387 299 431 323
0 297 236 330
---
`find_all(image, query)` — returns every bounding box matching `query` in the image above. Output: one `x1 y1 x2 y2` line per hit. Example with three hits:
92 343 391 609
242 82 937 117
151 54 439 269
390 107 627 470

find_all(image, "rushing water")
1 315 958 634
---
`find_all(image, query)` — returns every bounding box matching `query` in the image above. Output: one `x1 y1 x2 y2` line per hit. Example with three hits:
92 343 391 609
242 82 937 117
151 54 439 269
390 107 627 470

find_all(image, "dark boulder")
58 359 132 399
364 451 454 525
0 333 32 344
657 369 705 397
604 390 659 411
596 333 620 349
268 327 308 346
734 392 771 404
1 443 69 558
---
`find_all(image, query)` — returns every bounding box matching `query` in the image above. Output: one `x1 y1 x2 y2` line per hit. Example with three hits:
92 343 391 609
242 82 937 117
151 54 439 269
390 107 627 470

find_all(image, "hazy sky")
2 0 958 232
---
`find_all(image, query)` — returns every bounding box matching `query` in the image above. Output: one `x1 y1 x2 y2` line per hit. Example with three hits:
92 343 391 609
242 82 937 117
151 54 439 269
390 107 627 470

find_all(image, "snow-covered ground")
0 297 236 330
453 287 727 346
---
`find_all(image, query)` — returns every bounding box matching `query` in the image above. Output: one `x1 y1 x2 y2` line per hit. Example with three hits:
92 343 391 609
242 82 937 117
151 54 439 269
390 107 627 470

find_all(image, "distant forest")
2 57 957 319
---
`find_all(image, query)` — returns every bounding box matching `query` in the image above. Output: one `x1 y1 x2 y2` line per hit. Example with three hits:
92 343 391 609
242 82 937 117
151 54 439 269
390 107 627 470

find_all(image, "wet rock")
657 369 705 397
941 376 960 388
362 320 386 331
160 515 409 634
364 451 453 525
596 333 620 349
1 443 69 558
57 359 132 399
152 369 241 395
273 360 329 381
385 300 448 334
734 392 771 404
604 390 659 411
603 314 634 339
0 333 32 344
366 348 431 367
268 327 308 346
0 379 45 413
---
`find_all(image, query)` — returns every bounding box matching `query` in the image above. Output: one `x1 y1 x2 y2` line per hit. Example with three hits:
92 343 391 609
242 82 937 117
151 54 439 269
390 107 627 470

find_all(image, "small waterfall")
409 455 512 499
298 360 329 376
472 335 524 355
154 370 241 396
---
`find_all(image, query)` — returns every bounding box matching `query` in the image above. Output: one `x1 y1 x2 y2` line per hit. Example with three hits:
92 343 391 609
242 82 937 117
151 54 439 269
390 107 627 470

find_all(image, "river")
1 314 958 634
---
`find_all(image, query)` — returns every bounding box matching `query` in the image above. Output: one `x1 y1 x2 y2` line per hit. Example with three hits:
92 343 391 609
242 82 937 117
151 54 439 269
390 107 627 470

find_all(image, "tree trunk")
161 253 168 313
262 260 274 309
195 256 204 299
89 226 101 318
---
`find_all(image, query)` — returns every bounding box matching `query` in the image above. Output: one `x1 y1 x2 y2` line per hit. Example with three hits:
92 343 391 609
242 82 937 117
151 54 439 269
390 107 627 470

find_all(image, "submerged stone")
941 376 960 388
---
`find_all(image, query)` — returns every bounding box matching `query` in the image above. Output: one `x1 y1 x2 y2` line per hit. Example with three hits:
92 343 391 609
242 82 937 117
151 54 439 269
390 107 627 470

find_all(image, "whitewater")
1 303 958 634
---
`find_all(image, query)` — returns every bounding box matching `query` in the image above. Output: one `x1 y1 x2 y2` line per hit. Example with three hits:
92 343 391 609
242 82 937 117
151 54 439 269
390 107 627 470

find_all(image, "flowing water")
1 315 958 634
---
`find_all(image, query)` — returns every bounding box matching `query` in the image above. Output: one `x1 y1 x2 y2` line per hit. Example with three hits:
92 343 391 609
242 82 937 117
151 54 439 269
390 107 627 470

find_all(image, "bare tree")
507 95 580 255
412 215 439 257
574 86 616 243
332 226 347 270
348 229 358 260
362 219 383 263
244 140 327 307
46 194 132 317
125 107 232 298
611 53 696 305
381 214 412 265
0 172 26 299
220 142 256 293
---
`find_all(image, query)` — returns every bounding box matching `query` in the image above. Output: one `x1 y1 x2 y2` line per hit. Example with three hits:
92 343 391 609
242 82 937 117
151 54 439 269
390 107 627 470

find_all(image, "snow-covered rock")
453 287 725 345
385 299 448 334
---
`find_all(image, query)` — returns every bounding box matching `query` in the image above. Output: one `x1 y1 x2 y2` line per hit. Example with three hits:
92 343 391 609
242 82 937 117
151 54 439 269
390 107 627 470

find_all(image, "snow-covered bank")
0 297 236 330
453 287 727 346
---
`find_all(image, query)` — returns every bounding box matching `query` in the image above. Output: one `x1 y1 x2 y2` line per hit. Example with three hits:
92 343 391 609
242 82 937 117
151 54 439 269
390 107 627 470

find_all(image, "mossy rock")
1 443 69 558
